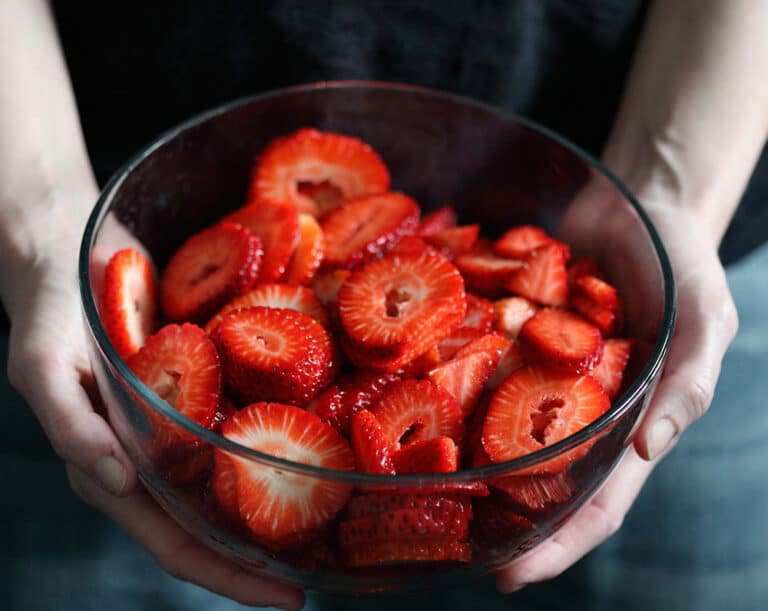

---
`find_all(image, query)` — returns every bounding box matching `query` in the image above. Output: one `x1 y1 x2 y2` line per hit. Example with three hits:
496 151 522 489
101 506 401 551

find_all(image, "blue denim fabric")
2 243 767 611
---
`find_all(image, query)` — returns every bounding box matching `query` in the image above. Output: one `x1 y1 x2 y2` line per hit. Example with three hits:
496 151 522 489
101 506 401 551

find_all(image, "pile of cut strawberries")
100 128 635 567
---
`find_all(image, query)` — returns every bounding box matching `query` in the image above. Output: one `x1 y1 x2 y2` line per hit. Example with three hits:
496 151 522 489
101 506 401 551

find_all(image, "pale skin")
0 0 765 607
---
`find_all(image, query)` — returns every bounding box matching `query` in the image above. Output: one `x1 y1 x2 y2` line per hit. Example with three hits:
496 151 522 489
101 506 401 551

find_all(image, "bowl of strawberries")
80 82 675 594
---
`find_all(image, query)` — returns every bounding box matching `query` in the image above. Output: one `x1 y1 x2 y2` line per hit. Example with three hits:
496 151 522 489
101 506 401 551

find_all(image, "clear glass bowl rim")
78 80 676 485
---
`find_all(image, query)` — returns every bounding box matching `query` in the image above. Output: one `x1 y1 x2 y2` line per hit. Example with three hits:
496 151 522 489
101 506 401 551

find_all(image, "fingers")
496 449 654 593
67 467 305 611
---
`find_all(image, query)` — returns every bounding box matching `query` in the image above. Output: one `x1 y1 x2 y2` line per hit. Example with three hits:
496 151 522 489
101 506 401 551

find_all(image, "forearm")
603 0 768 244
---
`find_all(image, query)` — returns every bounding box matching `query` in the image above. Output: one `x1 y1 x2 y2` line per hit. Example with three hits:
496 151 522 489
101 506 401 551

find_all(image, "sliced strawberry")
283 213 325 285
454 253 524 298
394 436 458 474
574 275 618 310
459 294 495 332
389 235 439 257
349 409 396 475
212 307 329 404
454 332 511 363
427 351 495 420
220 402 354 544
505 242 569 307
571 294 618 336
436 327 485 360
320 192 420 269
160 222 262 324
250 128 390 217
493 225 552 259
493 296 538 339
127 324 221 448
211 449 240 523
344 539 471 567
567 256 604 287
423 225 479 258
485 341 525 391
472 502 534 547
418 206 458 236
223 201 299 282
345 493 472 521
462 394 491 466
101 248 157 359
402 345 443 378
590 338 634 399
519 308 603 374
157 441 212 485
205 283 329 333
366 480 490 497
482 366 610 473
311 269 350 306
370 379 464 449
490 472 575 512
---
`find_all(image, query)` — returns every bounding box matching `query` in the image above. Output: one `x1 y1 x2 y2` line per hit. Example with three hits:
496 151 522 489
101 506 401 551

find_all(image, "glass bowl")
79 82 675 595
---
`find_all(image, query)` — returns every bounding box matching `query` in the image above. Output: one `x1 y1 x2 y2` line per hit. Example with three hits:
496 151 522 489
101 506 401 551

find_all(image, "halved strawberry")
311 269 350 306
349 409 396 475
460 294 495 332
223 201 299 282
370 379 464 449
212 307 329 404
283 213 325 285
250 128 390 217
482 366 610 473
505 242 569 306
493 225 552 259
127 324 221 448
485 341 525 391
454 253 524 298
160 222 262 324
427 350 496 420
394 436 459 474
418 206 458 236
220 402 354 544
423 225 479 258
493 296 538 339
344 539 471 567
574 275 618 310
490 472 575 512
571 294 618 336
320 192 420 269
519 308 603 374
101 248 157 359
567 256 604 287
345 493 472 521
590 338 634 399
204 283 329 333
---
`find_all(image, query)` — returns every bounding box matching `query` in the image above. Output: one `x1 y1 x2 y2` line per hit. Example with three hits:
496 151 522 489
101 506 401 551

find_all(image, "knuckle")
685 376 715 422
46 410 82 461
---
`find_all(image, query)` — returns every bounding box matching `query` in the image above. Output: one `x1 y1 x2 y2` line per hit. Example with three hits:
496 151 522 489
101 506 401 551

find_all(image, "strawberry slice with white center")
493 296 538 339
485 341 525 391
453 253 525 298
505 242 569 306
101 248 157 359
127 323 221 448
160 222 262 324
219 402 354 544
349 409 396 474
459 293 495 332
493 225 552 259
204 283 329 333
590 338 634 399
482 366 610 474
490 472 576 512
250 128 390 217
418 205 458 236
427 350 496 420
283 213 326 285
320 192 420 269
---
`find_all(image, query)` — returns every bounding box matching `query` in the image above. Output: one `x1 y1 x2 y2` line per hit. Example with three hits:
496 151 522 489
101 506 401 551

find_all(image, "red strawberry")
127 324 221 448
344 539 471 567
402 345 443 378
370 379 464 449
220 402 354 544
250 128 390 217
223 201 299 282
472 502 534 546
311 269 350 306
160 222 262 324
283 213 325 285
212 307 329 404
574 275 618 310
211 449 240 523
345 493 472 521
459 294 495 332
567 256 604 287
320 192 420 269
454 253 525 298
423 225 479 258
493 296 538 339
394 436 459 474
485 341 525 391
157 441 212 485
590 338 634 399
349 409 396 475
454 332 511 362
436 328 485 360
389 235 439 257
482 366 610 473
101 248 157 359
418 206 458 236
505 242 569 306
519 308 603 374
204 283 329 333
427 350 495 420
490 472 575 512
462 394 491 466
493 225 552 259
571 293 618 336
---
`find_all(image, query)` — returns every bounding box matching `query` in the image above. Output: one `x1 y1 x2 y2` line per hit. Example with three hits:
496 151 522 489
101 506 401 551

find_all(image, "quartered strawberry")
490 472 575 512
127 324 221 448
344 539 471 567
493 225 552 259
505 242 569 307
493 296 538 339
250 128 390 217
418 206 458 236
160 222 262 324
485 341 525 391
220 402 354 544
101 248 157 359
459 294 495 332
345 493 472 521
320 192 420 269
223 201 299 282
423 225 479 258
394 436 459 474
349 409 396 475
212 307 329 404
574 275 618 310
590 338 634 399
454 253 524 298
482 366 610 473
204 283 329 333
283 213 325 285
311 269 350 306
427 350 496 420
370 379 464 449
567 256 604 287
571 293 619 336
519 308 603 374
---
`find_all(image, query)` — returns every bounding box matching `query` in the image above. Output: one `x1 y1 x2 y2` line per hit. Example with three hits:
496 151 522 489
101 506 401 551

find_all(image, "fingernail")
647 418 677 460
94 456 127 495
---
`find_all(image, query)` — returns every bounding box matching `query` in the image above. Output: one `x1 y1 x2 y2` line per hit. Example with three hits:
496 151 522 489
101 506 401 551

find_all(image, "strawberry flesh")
493 296 538 339
423 225 479 258
283 212 325 285
493 225 552 259
459 294 496 333
350 409 396 475
506 242 569 307
590 338 634 399
394 436 459 474
418 206 458 236
454 253 525 298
